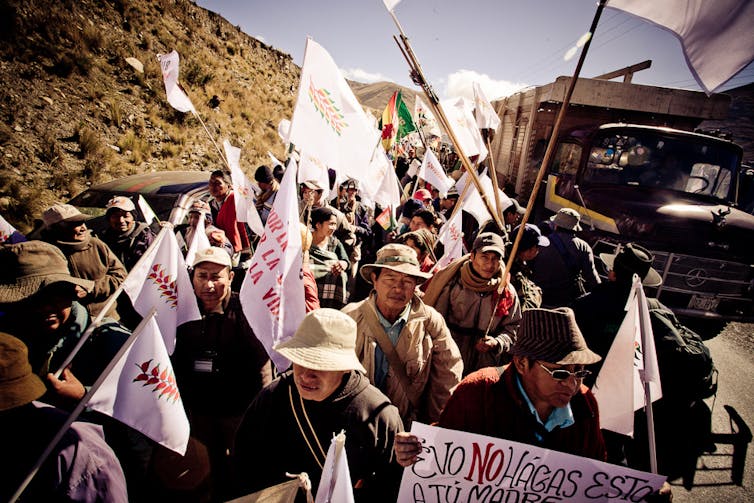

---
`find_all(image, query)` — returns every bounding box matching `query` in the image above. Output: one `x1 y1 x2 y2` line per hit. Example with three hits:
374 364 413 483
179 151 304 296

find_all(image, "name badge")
194 358 214 373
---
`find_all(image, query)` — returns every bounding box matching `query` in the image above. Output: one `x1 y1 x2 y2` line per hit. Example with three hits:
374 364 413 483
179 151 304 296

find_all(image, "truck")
488 75 754 325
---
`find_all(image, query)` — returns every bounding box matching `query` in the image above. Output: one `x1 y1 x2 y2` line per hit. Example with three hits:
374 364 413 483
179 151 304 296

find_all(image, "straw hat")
360 244 432 283
0 241 94 304
274 309 366 373
600 243 663 287
511 307 601 365
0 332 47 411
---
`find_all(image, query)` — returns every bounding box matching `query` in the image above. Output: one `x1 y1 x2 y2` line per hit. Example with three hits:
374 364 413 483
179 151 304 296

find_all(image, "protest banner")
398 422 666 503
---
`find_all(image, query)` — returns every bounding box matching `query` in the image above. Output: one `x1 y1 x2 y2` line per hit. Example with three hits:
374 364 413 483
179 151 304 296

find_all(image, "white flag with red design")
287 38 379 197
156 50 196 114
240 158 305 371
88 311 190 455
593 275 662 436
414 95 442 139
417 148 453 197
224 140 265 236
434 209 464 272
123 227 201 354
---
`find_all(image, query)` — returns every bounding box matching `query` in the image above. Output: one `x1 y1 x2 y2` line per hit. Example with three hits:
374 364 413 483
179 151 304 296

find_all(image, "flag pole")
637 284 659 474
499 0 608 298
52 225 171 377
484 134 505 226
390 34 504 230
9 309 158 503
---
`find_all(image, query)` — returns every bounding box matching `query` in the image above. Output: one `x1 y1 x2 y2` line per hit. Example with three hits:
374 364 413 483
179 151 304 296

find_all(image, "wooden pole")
390 33 504 230
485 135 505 226
500 0 608 296
10 309 158 503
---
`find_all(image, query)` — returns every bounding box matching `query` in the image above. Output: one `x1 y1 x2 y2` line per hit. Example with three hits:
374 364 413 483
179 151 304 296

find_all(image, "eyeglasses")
537 362 591 381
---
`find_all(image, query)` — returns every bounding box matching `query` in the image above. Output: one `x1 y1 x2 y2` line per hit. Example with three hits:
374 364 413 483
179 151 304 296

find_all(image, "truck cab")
544 123 754 322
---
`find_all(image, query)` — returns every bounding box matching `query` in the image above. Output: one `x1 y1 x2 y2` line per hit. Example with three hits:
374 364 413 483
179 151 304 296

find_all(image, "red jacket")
215 192 250 253
439 365 607 461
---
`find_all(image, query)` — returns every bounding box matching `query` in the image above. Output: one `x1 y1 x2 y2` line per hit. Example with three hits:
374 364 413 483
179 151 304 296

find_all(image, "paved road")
671 322 754 502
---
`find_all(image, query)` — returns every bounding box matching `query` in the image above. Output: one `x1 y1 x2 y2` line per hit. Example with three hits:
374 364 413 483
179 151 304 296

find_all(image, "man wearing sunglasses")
395 307 607 463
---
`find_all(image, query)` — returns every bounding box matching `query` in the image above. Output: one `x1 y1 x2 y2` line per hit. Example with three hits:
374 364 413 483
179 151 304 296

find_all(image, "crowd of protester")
0 145 697 502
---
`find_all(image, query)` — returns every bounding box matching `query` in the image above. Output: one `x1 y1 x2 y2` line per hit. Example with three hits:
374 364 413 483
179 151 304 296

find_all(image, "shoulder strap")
360 302 420 411
548 232 579 273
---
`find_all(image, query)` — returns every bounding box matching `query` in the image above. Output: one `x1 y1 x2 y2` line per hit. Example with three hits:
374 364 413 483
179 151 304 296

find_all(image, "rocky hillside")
0 0 301 231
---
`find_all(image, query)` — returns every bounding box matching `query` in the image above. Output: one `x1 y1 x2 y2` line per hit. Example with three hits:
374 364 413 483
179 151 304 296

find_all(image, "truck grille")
653 252 752 296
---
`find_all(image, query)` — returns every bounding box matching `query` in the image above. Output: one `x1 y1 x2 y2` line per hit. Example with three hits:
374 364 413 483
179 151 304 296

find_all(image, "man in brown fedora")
395 307 607 465
232 308 404 502
342 244 463 426
0 331 128 502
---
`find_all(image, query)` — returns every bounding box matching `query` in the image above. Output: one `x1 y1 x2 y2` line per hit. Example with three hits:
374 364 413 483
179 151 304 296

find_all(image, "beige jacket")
342 295 463 425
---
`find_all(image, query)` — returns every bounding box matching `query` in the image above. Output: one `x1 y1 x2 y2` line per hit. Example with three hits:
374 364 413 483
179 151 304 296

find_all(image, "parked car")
58 171 211 235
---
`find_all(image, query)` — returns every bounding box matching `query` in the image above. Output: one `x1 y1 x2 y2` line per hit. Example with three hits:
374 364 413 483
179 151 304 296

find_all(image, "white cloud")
340 67 392 84
444 69 528 101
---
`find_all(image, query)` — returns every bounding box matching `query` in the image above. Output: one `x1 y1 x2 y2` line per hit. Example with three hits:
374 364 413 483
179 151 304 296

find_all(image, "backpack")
646 299 717 403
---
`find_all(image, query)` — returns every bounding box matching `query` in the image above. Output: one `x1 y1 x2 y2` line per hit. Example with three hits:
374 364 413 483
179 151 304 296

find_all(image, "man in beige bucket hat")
396 307 607 466
342 244 463 427
232 308 404 501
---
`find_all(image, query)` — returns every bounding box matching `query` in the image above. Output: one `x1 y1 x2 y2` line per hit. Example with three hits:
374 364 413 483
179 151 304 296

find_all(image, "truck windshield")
583 130 739 202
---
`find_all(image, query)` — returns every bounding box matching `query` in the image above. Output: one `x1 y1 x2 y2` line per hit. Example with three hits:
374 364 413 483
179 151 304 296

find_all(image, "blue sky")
196 0 754 100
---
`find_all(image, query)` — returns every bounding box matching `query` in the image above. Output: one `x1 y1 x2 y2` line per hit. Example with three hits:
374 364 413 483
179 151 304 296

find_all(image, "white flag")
382 0 402 12
440 97 487 162
473 82 501 131
137 195 158 225
414 96 442 139
240 159 306 372
455 170 510 225
156 50 196 113
607 0 754 94
287 38 379 189
367 148 402 211
434 209 464 272
122 227 201 354
593 275 662 436
417 149 453 197
184 209 211 267
315 431 354 503
0 213 25 244
268 151 284 170
89 312 190 455
224 140 265 236
298 150 331 201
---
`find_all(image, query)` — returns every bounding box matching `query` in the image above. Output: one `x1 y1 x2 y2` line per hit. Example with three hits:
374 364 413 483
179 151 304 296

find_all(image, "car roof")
85 170 210 195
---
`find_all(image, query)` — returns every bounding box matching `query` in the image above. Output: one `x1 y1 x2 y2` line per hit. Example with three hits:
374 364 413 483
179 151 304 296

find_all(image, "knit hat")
105 195 136 213
472 232 506 257
255 165 274 184
0 241 95 303
550 208 582 231
0 332 47 411
274 309 366 373
42 203 91 228
600 243 662 287
511 307 601 365
360 243 432 283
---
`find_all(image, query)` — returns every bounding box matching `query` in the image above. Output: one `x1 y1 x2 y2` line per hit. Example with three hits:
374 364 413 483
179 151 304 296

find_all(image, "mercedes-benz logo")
685 268 708 288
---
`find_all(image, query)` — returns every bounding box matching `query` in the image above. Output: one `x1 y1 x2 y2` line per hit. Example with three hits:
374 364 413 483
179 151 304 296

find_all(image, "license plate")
688 295 720 312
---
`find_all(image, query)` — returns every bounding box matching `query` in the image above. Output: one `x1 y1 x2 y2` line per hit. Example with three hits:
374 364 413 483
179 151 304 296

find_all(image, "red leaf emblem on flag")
133 359 181 403
308 76 347 136
147 264 179 308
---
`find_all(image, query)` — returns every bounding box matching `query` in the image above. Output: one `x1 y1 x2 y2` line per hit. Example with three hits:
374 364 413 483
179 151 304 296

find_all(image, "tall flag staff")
383 4 504 231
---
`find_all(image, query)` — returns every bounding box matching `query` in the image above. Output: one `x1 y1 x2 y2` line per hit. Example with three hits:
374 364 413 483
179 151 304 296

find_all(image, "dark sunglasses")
538 362 591 381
